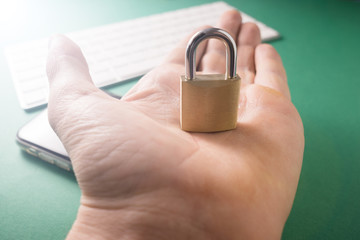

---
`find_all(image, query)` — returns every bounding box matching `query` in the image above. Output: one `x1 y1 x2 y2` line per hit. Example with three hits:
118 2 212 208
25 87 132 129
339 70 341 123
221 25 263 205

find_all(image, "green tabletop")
1 0 359 239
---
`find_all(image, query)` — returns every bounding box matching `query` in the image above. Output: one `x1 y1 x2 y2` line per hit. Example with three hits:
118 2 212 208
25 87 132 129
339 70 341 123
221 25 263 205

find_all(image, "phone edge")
16 130 73 172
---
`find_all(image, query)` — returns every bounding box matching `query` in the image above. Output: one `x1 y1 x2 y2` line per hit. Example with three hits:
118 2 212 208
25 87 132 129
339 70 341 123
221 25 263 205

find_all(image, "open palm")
47 10 304 240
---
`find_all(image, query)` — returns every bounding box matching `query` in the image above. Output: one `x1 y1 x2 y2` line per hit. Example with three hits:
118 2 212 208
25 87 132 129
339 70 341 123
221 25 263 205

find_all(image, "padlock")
180 28 241 132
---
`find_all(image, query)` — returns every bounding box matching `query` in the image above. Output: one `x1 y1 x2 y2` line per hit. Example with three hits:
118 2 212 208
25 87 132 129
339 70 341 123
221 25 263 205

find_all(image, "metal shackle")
185 28 237 80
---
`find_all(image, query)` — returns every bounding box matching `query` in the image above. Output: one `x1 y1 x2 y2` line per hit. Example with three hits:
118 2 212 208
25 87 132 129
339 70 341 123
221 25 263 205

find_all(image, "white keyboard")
5 1 280 110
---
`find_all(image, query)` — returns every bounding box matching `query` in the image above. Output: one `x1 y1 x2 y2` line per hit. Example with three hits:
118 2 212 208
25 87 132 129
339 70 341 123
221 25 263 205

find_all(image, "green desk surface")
1 0 359 239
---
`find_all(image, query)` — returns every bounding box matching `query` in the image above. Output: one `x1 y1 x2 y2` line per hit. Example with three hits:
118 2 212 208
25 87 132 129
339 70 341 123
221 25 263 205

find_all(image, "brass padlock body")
180 74 240 132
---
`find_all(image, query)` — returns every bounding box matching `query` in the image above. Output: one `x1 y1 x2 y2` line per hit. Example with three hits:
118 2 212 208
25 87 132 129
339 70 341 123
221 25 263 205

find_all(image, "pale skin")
46 10 304 240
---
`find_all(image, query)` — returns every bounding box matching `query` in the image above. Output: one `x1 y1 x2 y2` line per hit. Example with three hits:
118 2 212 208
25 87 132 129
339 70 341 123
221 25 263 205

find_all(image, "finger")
127 25 211 100
200 10 242 73
254 44 290 99
237 22 261 85
47 34 99 97
46 34 110 135
164 25 211 67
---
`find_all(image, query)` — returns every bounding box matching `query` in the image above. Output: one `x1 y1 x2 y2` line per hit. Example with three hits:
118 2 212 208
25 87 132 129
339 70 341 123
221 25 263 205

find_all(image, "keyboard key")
5 1 280 109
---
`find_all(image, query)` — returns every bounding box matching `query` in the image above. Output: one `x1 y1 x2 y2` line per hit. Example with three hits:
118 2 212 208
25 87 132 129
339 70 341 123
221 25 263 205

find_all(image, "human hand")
47 10 304 240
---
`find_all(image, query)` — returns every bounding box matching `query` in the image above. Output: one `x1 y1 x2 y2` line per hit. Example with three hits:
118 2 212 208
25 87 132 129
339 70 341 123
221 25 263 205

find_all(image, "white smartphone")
16 109 72 171
16 92 121 171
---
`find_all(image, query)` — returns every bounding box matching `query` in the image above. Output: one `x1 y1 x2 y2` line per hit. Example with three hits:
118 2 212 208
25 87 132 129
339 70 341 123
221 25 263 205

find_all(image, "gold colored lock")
180 28 241 132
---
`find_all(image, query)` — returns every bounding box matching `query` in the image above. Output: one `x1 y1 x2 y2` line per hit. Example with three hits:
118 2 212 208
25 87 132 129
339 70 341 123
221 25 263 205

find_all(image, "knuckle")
257 43 275 52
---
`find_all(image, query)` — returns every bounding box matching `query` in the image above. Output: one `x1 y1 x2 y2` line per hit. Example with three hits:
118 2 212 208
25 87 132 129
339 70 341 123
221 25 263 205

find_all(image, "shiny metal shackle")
185 28 237 80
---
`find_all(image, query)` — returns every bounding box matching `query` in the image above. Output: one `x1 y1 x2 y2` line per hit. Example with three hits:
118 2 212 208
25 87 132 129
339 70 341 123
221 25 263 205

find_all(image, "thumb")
47 34 95 96
46 34 106 145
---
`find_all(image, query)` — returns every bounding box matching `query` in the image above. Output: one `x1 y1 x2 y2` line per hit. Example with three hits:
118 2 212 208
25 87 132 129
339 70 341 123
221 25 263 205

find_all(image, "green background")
1 0 359 239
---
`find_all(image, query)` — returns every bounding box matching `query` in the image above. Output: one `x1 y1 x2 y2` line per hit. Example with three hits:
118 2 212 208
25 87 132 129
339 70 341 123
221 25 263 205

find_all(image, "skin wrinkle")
79 120 201 200
180 146 248 198
49 91 106 135
256 65 286 82
47 54 90 83
74 68 296 239
242 71 256 86
238 86 272 122
81 178 192 211
124 64 181 103
55 105 106 149
80 186 221 240
191 130 240 155
46 10 304 240
81 167 151 201
124 90 178 124
64 106 137 179
175 140 200 170
237 88 249 121
72 221 107 240
256 75 290 99
150 68 180 125
75 206 132 240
